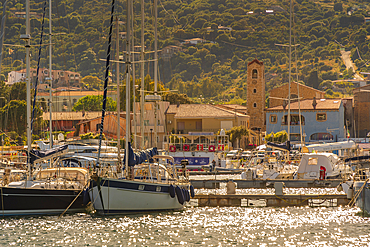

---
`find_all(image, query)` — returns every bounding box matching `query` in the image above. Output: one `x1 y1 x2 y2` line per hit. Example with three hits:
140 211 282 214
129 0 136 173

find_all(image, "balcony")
173 129 220 134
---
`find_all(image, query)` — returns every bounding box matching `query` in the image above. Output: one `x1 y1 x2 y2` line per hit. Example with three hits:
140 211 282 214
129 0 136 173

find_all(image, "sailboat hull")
0 187 85 216
89 178 184 215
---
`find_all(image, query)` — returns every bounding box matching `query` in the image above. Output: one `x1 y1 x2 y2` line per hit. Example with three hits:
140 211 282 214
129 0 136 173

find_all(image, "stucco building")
37 90 117 112
7 68 80 87
269 81 325 108
266 98 345 143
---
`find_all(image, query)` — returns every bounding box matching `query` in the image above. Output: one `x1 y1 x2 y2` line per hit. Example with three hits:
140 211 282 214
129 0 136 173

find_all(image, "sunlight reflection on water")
0 205 369 246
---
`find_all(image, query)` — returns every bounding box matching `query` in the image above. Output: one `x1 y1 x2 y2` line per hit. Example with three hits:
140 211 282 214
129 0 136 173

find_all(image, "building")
12 11 42 18
182 38 206 45
7 68 80 87
206 25 232 32
216 104 247 115
165 104 249 134
132 101 170 149
42 111 102 132
353 85 370 137
77 113 127 139
265 98 345 143
36 90 117 112
159 45 182 60
246 58 265 131
165 104 252 148
269 81 325 108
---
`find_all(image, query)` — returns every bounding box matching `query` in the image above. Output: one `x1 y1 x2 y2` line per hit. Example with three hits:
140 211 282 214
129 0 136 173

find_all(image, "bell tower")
246 58 265 131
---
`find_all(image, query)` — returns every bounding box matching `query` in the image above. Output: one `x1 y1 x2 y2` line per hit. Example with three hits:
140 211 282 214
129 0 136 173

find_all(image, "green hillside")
1 0 370 103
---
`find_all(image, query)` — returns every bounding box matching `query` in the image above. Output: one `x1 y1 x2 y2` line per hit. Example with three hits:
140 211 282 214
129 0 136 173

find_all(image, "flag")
347 129 350 138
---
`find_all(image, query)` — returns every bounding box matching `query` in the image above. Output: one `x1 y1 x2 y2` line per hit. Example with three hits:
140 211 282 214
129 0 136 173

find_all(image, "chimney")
312 97 317 109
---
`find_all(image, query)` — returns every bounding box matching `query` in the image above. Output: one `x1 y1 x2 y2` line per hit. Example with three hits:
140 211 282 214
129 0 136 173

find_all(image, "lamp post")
150 128 153 147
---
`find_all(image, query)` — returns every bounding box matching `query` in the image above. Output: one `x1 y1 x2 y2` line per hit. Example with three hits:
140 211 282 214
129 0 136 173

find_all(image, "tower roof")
248 58 263 66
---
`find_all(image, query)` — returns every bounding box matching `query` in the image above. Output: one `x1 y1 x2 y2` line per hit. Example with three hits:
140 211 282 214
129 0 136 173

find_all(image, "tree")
9 82 26 101
265 130 288 143
81 75 102 90
72 95 117 111
225 126 249 148
162 92 193 104
334 2 343 12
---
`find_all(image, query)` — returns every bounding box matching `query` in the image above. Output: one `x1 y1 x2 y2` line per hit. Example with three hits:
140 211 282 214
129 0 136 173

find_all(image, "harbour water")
0 189 369 246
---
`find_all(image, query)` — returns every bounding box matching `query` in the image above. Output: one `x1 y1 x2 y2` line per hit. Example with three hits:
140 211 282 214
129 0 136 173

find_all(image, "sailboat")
88 0 191 215
0 0 89 216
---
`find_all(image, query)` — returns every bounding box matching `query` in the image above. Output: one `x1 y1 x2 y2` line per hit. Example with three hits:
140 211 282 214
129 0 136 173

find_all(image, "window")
252 69 258 79
196 121 202 130
253 103 257 108
73 99 77 105
310 133 333 141
281 115 305 125
144 120 149 126
253 88 257 93
177 122 185 130
270 115 277 124
96 123 101 131
316 113 327 121
308 158 318 165
157 120 160 125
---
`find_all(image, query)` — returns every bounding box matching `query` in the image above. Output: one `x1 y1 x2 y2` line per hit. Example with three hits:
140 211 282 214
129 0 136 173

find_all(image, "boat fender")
182 188 188 202
175 186 185 205
82 188 91 206
169 184 176 198
185 189 190 202
190 185 195 198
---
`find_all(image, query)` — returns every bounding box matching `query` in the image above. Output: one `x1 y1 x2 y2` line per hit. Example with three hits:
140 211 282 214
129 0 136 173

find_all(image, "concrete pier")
193 194 349 207
190 179 343 189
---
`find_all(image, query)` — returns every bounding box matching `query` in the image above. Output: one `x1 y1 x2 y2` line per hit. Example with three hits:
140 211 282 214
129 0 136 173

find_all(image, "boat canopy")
29 145 68 164
296 153 339 179
305 141 356 153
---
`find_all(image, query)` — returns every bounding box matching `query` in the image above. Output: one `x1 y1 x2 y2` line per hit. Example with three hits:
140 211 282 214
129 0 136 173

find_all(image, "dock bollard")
274 182 285 196
227 180 236 194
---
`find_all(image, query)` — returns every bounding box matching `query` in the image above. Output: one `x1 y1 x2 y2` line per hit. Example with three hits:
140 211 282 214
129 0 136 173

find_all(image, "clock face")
252 80 257 84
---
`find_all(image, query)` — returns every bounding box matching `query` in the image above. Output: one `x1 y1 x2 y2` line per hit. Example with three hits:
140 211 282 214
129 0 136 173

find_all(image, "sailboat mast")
125 0 131 171
48 0 53 148
25 0 32 179
116 17 121 165
140 0 145 149
0 0 8 75
287 0 292 144
154 0 158 148
131 2 137 150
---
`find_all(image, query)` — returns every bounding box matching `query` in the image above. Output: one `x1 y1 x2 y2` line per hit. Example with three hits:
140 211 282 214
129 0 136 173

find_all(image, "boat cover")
344 155 370 163
29 144 68 164
266 141 290 151
123 142 158 166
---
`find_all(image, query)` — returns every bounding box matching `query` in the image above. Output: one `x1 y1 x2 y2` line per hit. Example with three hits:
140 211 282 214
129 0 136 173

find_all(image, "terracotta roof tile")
266 98 342 111
167 104 247 118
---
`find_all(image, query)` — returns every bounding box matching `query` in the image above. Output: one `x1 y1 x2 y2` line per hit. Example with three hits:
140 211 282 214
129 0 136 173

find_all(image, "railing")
174 129 220 134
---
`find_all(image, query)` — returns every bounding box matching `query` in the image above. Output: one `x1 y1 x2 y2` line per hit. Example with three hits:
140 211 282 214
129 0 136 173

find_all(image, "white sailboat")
88 0 191 215
0 0 89 216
